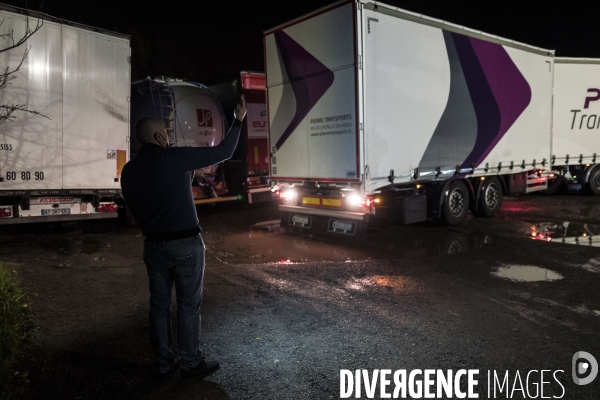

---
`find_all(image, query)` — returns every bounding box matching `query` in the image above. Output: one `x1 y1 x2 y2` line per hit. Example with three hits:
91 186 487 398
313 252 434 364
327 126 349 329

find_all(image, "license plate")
41 208 71 216
289 214 312 228
328 219 357 235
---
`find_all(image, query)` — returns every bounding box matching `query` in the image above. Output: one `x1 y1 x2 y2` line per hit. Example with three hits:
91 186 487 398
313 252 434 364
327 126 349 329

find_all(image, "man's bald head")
135 117 167 147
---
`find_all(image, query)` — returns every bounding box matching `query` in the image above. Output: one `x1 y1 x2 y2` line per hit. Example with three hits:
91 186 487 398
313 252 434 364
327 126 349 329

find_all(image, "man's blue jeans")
143 234 205 373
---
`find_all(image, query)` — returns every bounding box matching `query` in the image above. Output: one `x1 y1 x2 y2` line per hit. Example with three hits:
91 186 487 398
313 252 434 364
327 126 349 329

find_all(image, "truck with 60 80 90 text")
0 5 130 224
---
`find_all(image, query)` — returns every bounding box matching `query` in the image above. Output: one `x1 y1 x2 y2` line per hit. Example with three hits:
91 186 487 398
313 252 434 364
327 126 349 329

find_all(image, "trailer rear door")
62 27 130 189
264 0 359 182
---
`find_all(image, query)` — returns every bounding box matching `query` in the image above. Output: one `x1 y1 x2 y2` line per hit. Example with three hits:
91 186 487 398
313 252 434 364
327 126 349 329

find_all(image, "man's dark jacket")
121 119 242 241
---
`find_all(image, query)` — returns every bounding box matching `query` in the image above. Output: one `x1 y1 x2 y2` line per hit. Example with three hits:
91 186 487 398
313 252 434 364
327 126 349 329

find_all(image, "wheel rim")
449 188 465 217
484 183 499 210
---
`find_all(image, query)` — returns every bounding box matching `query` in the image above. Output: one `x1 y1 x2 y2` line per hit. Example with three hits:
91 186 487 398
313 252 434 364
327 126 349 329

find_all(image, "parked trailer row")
264 0 600 238
0 4 275 224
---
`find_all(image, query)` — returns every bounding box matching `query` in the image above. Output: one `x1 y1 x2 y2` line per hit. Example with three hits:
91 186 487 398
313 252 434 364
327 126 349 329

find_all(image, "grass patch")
0 262 27 396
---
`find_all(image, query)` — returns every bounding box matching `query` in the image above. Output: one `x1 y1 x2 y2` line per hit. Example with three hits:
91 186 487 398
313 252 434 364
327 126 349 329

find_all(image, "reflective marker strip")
322 198 342 207
117 150 127 178
302 197 320 205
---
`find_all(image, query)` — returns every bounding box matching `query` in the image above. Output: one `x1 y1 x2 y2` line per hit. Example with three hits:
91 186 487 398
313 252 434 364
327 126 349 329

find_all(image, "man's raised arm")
175 95 248 171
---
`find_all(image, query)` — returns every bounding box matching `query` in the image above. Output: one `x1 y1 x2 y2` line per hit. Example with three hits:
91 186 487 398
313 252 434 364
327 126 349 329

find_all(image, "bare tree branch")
0 11 49 124
0 14 43 54
0 46 29 90
0 104 51 125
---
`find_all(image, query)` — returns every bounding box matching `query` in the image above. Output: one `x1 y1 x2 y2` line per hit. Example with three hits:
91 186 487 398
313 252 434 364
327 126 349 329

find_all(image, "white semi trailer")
550 58 600 194
265 0 554 238
0 5 130 224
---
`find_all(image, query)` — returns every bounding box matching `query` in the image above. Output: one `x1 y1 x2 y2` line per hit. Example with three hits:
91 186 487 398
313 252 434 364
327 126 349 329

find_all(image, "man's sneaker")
180 360 220 381
157 361 180 381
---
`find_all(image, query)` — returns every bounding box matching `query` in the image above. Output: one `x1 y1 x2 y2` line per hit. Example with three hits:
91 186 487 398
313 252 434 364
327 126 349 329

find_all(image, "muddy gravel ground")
2 194 600 399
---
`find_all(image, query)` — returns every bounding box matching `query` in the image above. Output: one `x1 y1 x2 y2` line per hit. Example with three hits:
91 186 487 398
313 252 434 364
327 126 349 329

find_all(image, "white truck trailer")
550 58 600 194
0 5 130 224
265 0 554 237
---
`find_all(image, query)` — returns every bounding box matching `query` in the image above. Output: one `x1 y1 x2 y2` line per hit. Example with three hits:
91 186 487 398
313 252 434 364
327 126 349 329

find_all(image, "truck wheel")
541 175 565 195
587 166 600 195
442 180 470 225
473 177 503 217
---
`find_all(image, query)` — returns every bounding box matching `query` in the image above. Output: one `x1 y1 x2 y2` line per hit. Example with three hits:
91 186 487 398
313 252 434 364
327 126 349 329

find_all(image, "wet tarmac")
216 220 490 264
2 195 600 399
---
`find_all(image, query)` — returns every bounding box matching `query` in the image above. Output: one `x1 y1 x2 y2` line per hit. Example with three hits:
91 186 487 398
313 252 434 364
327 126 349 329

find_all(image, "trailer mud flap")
279 205 368 239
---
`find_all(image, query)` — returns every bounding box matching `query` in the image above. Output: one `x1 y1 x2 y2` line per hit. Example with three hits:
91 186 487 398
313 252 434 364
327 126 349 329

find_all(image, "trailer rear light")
348 195 375 208
0 206 12 218
97 203 118 213
247 177 261 186
280 190 297 200
348 194 361 206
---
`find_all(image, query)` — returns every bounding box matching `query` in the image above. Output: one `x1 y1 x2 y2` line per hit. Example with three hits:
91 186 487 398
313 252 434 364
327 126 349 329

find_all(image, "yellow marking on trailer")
322 198 342 207
116 150 127 178
302 197 320 205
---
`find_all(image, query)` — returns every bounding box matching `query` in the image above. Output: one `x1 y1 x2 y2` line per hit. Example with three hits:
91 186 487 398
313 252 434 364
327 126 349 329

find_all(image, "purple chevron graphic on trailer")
419 31 531 171
468 36 532 167
273 30 334 151
455 33 531 169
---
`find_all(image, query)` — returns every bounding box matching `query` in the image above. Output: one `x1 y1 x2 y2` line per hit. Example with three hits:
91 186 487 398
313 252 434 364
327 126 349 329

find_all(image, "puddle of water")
526 221 600 247
38 238 103 255
78 239 103 254
218 221 489 264
39 239 72 255
493 265 564 282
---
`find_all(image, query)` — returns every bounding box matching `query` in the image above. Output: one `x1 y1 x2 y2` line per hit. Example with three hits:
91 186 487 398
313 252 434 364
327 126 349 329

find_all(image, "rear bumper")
279 205 369 239
0 211 117 225
248 186 278 204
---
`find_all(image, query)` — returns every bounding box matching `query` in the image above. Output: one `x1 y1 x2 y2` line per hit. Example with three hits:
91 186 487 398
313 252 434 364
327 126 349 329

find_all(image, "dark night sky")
1 0 599 83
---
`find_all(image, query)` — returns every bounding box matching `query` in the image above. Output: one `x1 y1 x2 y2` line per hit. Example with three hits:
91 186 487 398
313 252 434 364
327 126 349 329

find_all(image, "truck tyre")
442 180 470 225
541 175 565 195
587 166 600 195
473 177 503 217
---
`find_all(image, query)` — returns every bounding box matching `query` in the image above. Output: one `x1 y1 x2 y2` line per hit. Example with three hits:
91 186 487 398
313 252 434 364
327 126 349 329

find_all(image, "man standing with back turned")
121 96 247 381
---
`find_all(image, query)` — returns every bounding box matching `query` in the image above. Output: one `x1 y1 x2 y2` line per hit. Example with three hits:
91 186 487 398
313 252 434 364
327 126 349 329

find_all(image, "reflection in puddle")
527 221 600 246
582 258 600 273
216 221 489 264
344 275 405 291
493 265 564 282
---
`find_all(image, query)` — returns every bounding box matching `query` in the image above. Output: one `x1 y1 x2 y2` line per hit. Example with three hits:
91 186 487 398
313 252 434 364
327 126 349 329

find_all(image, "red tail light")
0 206 12 218
97 203 118 213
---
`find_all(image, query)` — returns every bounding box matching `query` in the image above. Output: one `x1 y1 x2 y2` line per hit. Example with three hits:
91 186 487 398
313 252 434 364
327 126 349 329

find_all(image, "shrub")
0 262 27 394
